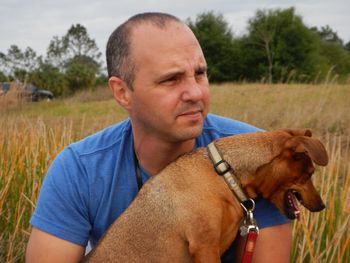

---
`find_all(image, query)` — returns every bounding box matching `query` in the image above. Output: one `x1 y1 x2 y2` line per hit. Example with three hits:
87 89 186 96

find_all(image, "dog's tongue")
288 191 300 221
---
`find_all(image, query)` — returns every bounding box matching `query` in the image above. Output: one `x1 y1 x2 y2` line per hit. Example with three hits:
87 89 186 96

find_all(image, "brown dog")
84 129 328 262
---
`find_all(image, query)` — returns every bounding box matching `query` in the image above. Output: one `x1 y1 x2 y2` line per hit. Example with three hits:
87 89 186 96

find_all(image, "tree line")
188 8 350 83
0 24 105 96
1 7 349 96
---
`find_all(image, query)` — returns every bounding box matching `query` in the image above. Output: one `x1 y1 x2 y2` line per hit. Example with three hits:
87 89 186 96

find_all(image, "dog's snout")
318 202 326 211
309 200 326 212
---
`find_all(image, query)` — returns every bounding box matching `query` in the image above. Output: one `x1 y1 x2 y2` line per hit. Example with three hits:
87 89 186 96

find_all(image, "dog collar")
207 141 258 213
207 141 249 202
207 141 259 263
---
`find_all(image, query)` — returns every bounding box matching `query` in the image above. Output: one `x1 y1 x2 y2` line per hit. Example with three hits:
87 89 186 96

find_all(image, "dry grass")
0 83 349 262
291 134 350 262
0 83 27 109
210 83 350 136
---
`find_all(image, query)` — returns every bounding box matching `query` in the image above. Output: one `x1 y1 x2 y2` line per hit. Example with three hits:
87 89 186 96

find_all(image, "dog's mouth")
284 189 303 220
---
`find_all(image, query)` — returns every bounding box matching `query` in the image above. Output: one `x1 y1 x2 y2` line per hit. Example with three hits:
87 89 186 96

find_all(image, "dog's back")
84 150 239 262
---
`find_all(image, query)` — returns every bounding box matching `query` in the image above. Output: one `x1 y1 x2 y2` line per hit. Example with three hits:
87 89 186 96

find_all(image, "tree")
65 63 96 93
30 63 67 96
46 24 102 93
0 45 40 81
46 36 67 69
345 41 350 52
317 41 350 80
187 12 239 82
0 71 7 82
245 7 322 82
311 25 343 46
310 26 350 79
246 9 279 83
236 36 267 81
47 24 102 73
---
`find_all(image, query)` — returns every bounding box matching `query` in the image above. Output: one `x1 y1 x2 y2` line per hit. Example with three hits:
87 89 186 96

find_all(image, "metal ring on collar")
240 198 256 212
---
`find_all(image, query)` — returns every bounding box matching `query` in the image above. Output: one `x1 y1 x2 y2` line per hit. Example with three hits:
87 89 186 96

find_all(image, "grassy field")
1 83 349 262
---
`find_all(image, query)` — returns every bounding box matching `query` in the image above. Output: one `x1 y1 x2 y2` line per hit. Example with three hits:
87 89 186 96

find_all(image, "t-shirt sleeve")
30 147 91 246
254 197 289 228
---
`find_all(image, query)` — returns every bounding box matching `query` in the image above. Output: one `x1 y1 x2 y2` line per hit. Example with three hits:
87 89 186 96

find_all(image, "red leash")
241 230 258 263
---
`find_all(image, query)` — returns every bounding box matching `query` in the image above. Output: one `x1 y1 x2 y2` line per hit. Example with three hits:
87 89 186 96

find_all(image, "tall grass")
291 134 350 262
0 83 349 262
0 117 76 262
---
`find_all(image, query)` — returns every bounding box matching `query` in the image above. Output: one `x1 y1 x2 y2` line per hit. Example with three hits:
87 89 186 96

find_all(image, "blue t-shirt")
30 114 288 258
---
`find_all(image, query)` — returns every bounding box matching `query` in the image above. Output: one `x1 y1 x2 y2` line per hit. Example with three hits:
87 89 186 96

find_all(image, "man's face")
127 22 210 143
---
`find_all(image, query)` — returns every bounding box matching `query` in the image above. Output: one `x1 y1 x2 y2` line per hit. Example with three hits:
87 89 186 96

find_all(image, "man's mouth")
178 109 203 121
284 189 303 220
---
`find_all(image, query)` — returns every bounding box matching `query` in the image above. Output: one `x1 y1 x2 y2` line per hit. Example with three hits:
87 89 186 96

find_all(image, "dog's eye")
293 152 305 161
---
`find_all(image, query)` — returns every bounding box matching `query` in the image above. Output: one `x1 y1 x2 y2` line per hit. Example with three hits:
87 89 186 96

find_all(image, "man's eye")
196 69 207 76
161 76 178 84
196 70 207 79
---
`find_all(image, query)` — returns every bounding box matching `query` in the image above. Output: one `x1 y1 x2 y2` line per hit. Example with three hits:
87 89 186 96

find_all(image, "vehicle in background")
24 84 54 101
0 82 11 95
0 82 54 101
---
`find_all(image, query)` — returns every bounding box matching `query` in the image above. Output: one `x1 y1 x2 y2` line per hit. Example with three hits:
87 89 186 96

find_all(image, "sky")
1 0 349 60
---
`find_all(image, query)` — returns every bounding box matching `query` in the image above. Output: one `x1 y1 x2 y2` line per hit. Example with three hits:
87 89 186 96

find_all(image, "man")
26 12 292 262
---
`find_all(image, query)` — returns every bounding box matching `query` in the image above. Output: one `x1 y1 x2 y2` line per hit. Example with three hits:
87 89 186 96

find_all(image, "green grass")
0 83 349 262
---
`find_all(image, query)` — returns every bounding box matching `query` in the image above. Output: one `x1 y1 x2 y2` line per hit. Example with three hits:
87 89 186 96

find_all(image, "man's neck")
133 133 195 176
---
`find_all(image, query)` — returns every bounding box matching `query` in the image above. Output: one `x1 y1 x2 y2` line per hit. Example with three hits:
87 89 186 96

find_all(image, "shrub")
65 63 96 93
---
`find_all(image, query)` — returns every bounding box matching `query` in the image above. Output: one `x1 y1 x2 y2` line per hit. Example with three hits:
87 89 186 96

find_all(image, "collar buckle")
213 159 231 175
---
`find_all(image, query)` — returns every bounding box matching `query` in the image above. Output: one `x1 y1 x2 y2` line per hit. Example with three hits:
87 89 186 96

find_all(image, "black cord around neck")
133 149 143 191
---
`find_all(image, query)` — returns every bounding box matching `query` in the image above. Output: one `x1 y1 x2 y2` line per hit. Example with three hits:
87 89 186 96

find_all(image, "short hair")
106 12 181 89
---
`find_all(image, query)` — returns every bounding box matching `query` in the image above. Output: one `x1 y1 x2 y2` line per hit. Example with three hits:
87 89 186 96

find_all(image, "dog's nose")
307 199 326 212
315 202 326 212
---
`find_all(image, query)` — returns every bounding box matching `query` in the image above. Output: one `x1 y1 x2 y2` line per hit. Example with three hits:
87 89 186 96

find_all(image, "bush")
30 64 67 96
0 71 8 82
65 63 96 93
187 12 239 82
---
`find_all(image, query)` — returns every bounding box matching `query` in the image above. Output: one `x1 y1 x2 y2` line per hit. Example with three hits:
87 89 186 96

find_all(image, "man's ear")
108 76 132 110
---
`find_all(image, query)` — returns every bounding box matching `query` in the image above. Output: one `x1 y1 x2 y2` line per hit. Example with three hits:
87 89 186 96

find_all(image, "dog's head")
252 129 328 220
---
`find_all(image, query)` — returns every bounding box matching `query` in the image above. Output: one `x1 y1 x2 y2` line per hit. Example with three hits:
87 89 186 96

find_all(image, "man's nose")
181 77 204 102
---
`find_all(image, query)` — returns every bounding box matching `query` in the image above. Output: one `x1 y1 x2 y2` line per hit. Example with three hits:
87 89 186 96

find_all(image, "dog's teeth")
287 191 301 220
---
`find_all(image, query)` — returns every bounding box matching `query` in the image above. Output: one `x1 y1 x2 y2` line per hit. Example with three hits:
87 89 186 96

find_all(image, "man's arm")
235 223 293 262
26 227 85 263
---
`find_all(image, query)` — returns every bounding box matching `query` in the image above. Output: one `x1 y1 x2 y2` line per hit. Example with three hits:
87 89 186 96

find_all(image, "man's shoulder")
69 118 132 157
203 113 262 137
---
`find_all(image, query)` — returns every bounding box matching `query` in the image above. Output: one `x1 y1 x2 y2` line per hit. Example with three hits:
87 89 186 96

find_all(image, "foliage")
244 7 323 83
185 8 350 83
30 63 67 96
65 63 96 93
45 24 102 94
319 42 350 77
0 71 7 82
187 12 240 82
311 25 344 46
0 24 103 96
95 74 108 87
345 42 350 52
47 24 102 74
311 26 350 80
1 9 350 89
0 45 40 82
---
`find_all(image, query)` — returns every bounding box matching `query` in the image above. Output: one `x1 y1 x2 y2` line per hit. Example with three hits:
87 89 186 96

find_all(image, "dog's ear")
286 137 328 166
280 128 312 137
